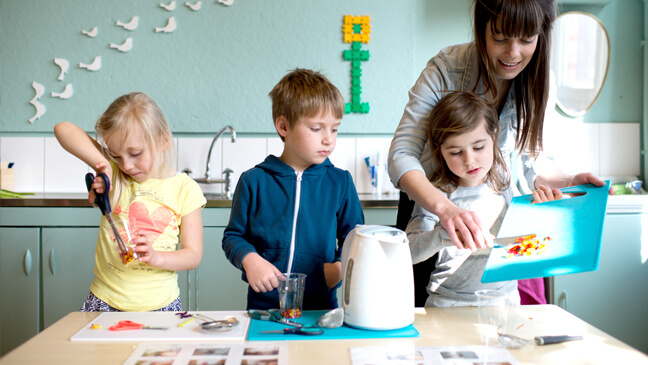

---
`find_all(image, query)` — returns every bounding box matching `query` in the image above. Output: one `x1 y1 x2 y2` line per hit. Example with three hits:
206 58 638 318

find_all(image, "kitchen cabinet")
0 227 40 356
0 208 100 356
551 203 648 354
41 228 98 328
364 207 397 226
195 208 248 311
0 203 399 355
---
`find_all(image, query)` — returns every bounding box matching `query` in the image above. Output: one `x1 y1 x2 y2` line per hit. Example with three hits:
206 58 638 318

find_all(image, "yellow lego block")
344 33 370 43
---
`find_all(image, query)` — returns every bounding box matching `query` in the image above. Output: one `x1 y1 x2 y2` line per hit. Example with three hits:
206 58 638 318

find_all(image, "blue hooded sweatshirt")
222 155 365 310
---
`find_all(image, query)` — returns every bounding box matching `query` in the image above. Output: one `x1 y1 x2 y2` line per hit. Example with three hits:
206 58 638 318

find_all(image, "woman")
388 0 609 305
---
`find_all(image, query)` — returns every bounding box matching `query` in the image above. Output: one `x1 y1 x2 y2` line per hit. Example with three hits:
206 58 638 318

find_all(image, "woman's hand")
536 171 614 195
568 173 612 194
438 203 489 251
241 253 283 293
399 170 490 251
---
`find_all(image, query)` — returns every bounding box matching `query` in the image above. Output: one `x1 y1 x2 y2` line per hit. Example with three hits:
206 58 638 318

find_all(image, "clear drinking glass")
475 289 510 347
277 273 307 319
109 218 138 265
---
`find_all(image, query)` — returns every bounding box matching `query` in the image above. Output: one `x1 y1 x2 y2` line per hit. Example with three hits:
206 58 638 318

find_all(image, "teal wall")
0 0 643 135
558 0 644 124
0 0 415 134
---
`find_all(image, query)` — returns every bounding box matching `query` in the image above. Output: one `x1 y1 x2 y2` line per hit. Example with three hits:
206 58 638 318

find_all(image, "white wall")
0 120 641 195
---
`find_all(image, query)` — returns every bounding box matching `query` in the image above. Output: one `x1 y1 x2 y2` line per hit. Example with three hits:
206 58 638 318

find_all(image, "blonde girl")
54 92 206 311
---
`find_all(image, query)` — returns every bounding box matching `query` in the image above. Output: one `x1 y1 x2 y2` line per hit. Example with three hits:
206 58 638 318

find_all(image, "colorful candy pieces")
505 235 552 258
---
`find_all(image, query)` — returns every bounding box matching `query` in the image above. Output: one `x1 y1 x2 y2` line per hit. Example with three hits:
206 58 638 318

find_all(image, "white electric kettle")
340 225 414 330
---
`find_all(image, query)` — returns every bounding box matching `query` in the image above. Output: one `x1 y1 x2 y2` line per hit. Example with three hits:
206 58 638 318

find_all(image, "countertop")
3 191 647 212
0 193 399 208
1 305 646 364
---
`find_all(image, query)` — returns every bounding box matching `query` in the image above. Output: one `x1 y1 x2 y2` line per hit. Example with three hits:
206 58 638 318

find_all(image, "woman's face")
485 22 539 81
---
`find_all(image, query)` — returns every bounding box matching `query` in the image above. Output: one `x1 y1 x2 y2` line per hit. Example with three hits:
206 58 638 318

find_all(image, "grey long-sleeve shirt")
406 184 519 307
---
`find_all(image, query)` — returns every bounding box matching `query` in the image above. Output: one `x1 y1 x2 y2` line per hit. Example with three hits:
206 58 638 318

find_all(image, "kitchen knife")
493 234 537 247
442 234 536 248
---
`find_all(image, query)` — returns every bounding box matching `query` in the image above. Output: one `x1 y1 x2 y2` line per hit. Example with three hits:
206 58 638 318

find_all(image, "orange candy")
281 308 302 319
505 235 552 258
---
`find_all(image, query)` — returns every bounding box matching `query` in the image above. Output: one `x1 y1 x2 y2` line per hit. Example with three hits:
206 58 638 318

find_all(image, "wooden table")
1 305 646 364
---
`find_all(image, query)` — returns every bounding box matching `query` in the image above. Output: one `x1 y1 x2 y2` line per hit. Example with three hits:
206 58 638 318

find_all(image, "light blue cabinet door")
41 228 97 328
364 208 397 226
553 214 648 354
196 227 247 310
0 228 40 356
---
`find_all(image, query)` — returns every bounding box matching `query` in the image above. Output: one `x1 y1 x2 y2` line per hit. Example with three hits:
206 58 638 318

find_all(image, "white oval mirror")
550 11 610 117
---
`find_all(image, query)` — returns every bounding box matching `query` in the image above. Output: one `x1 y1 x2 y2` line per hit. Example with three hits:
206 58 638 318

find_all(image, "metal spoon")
498 332 532 348
316 308 344 328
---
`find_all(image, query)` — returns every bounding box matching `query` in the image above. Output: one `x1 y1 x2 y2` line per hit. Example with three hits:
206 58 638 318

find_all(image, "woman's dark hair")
473 0 556 157
428 91 510 194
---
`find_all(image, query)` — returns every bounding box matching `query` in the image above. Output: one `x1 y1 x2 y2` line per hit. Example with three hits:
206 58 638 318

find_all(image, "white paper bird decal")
79 56 102 71
110 37 133 52
54 58 70 81
185 1 202 11
160 1 176 11
51 83 74 100
116 16 139 31
218 0 233 6
155 16 177 33
29 81 46 123
81 26 98 37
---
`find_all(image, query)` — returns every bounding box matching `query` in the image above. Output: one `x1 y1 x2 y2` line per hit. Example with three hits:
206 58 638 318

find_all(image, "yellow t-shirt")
90 172 206 311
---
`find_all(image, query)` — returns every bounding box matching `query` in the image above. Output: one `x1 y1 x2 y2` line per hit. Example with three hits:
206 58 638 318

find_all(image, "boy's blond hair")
268 69 345 141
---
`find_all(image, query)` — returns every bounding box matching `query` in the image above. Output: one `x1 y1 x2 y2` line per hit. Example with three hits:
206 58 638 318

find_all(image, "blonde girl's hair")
427 91 510 194
95 92 175 207
473 0 556 158
269 68 345 141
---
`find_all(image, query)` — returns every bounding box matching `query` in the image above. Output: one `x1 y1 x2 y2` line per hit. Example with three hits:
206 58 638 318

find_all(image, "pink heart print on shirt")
126 201 178 244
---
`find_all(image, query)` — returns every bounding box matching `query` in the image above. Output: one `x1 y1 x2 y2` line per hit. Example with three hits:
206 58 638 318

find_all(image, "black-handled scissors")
85 172 111 215
261 327 324 336
84 172 132 262
247 309 303 328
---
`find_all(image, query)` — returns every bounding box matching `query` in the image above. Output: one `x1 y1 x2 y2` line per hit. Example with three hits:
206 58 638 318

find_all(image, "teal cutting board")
481 181 610 283
246 310 419 341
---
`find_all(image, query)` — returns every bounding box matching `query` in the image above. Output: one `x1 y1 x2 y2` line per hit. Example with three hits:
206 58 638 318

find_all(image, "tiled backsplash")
0 122 641 195
0 135 399 196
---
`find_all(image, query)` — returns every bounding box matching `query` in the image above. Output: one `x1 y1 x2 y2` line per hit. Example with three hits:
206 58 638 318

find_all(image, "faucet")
189 125 237 198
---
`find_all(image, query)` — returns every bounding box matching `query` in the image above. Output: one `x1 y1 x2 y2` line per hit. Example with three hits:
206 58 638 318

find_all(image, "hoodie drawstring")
286 171 303 274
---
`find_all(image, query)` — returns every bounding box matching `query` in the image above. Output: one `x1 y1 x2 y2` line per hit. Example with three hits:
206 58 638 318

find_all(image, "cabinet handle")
49 249 56 275
557 290 568 311
23 249 32 276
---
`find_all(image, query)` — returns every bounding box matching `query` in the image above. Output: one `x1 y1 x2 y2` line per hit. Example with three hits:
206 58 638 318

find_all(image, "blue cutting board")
246 310 419 341
481 181 610 283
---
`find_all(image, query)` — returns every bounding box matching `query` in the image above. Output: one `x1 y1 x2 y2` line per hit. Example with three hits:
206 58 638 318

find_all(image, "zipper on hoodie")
286 171 303 273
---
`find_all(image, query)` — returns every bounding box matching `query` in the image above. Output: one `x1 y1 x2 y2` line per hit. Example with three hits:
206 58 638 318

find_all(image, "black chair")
396 191 438 308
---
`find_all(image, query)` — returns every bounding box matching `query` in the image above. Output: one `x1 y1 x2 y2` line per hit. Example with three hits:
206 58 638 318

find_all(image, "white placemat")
70 311 249 342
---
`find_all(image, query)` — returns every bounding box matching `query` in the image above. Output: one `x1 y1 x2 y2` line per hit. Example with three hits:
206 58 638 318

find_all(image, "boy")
222 69 365 310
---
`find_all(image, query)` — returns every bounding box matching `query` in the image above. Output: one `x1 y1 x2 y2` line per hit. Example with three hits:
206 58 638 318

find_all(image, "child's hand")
531 185 563 204
87 161 114 204
242 253 282 293
323 261 342 288
131 231 159 266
